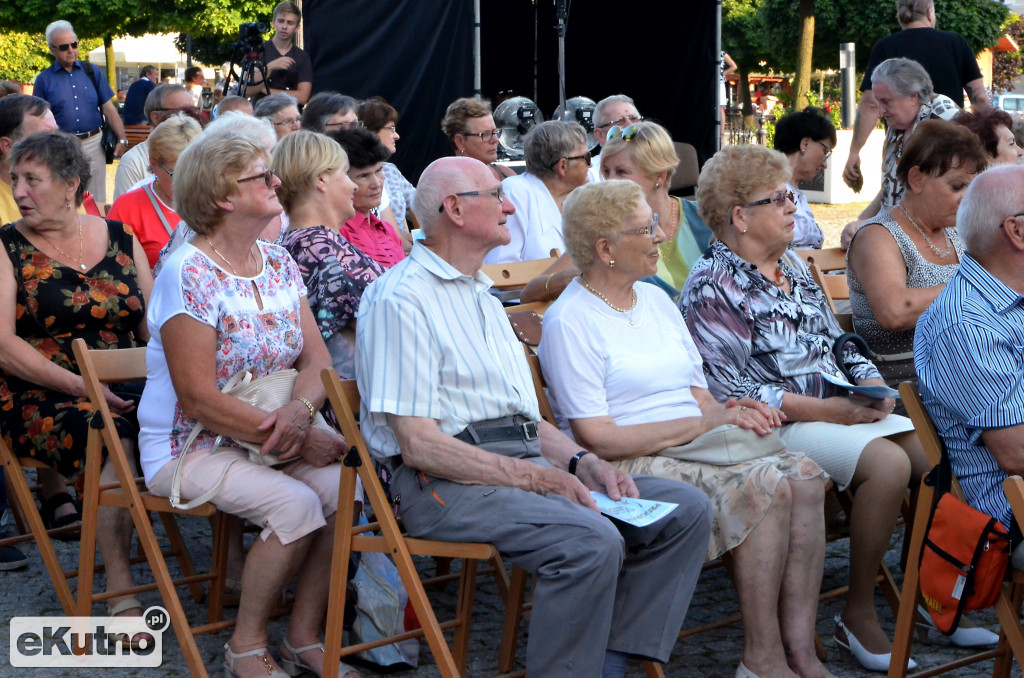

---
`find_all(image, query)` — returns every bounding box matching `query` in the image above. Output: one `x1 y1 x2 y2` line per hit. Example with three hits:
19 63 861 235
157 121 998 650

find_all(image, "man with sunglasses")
33 20 129 205
588 94 643 183
357 155 712 678
484 120 592 264
113 84 200 200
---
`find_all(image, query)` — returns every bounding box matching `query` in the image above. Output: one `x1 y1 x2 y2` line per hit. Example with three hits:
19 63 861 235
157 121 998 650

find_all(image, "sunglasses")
621 213 660 239
743 189 795 209
550 152 592 170
606 125 640 142
54 41 79 52
438 185 505 212
599 114 643 130
237 169 278 188
462 128 502 141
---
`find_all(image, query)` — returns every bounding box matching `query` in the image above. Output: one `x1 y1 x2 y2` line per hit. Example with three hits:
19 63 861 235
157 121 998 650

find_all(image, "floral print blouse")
680 241 881 408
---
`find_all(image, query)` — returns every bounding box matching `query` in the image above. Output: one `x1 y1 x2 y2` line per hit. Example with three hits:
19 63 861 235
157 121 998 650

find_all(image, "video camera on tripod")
224 21 271 99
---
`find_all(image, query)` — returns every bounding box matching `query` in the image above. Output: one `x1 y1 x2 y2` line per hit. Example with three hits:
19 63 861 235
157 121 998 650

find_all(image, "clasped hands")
256 399 346 467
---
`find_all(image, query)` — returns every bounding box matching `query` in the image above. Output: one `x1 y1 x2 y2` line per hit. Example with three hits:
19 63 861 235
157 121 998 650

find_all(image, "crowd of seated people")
5 33 1023 678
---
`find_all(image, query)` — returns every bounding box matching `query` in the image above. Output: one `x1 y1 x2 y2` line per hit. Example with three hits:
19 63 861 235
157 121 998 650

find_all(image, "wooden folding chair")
0 439 79 614
320 368 504 678
481 254 560 291
123 124 151 151
72 339 231 678
888 382 1024 677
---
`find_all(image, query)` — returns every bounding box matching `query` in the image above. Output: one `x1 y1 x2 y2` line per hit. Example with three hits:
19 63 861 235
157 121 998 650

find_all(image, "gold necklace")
35 217 86 271
900 205 953 259
204 236 258 276
657 197 680 258
579 275 637 326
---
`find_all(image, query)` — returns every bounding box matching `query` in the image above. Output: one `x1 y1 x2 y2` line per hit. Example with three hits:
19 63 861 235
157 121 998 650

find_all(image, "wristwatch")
117 139 127 145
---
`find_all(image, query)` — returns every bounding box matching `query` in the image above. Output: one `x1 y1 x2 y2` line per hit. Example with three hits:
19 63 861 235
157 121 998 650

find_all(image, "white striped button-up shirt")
356 243 540 461
916 254 1024 530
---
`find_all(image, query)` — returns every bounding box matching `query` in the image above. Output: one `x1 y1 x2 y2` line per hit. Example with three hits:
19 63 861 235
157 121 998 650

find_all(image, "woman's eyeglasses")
325 120 364 130
462 129 502 141
237 169 278 188
273 116 302 129
606 125 640 142
816 141 833 160
157 163 174 178
381 124 397 133
621 213 660 239
743 189 795 209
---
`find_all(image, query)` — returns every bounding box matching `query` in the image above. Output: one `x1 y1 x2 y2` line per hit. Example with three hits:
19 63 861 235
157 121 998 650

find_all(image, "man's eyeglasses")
743 189 795 209
462 129 502 141
621 213 660 239
273 116 302 129
606 125 640 142
237 169 278 188
438 185 505 212
598 114 643 130
54 41 79 52
816 141 833 160
550 152 592 170
325 120 364 130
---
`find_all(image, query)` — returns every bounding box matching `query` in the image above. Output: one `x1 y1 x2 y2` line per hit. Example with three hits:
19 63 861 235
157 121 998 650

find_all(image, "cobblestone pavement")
0 515 1018 678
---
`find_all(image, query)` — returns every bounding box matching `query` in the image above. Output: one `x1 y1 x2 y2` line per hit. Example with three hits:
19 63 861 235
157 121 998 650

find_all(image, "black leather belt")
454 415 539 445
75 128 102 139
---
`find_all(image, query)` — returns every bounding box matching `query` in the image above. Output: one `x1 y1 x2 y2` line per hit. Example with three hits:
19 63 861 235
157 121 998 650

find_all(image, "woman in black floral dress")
0 131 153 619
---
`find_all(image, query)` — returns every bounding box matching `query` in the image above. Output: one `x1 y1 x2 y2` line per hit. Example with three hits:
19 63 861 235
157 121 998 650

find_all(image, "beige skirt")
616 450 824 561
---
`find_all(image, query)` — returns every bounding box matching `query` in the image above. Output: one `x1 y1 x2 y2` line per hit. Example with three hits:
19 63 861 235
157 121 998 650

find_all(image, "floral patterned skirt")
615 450 824 561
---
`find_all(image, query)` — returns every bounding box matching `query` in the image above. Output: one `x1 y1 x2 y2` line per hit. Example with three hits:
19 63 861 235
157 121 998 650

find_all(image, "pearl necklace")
900 205 953 259
35 216 86 271
579 275 637 326
657 197 680 258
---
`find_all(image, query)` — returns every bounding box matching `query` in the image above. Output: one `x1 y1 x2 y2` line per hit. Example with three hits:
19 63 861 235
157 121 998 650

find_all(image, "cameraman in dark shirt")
250 1 312 105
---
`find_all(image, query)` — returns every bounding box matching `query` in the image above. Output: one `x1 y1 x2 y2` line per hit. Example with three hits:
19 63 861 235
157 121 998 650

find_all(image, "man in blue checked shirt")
916 163 1024 567
33 20 128 205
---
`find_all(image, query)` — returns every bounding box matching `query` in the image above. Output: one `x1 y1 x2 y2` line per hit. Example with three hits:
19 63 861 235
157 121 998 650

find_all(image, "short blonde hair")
147 112 202 165
696 145 791 238
562 180 644 272
271 130 347 213
173 128 269 235
600 121 678 182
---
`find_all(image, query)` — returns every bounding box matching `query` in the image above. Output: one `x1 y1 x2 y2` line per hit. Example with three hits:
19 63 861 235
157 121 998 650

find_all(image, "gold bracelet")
296 396 316 423
544 273 555 301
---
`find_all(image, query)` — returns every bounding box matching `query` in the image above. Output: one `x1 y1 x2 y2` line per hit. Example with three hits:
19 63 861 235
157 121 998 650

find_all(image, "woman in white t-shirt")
538 180 830 678
137 126 360 678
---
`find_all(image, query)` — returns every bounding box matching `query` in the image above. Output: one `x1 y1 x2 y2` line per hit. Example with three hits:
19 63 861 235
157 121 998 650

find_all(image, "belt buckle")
521 421 538 441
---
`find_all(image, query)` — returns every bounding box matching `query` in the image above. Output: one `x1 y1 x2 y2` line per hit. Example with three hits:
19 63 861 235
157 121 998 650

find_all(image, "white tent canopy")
87 33 186 70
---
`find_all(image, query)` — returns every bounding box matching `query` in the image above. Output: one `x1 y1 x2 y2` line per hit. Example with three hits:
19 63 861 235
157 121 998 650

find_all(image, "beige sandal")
279 637 360 678
224 641 289 678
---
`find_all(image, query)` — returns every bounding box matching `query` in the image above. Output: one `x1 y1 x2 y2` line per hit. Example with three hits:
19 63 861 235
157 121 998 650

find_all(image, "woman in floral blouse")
0 131 152 617
680 144 929 673
272 131 385 379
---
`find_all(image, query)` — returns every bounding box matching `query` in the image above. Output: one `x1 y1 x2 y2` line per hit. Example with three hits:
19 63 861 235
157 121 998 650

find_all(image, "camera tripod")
224 48 271 100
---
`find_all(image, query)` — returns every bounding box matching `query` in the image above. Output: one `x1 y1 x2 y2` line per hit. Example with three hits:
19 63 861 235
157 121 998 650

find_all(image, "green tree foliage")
724 0 773 122
761 0 1007 72
993 15 1024 93
0 33 53 84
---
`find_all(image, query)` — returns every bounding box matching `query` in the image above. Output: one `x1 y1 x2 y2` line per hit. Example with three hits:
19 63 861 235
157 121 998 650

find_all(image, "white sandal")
279 637 360 678
224 641 289 678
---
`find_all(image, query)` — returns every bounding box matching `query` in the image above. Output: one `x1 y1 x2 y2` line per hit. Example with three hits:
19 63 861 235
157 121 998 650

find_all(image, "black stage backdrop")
305 0 717 185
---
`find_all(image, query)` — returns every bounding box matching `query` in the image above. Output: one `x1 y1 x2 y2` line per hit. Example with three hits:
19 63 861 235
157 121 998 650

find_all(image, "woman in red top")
327 127 405 269
107 113 201 269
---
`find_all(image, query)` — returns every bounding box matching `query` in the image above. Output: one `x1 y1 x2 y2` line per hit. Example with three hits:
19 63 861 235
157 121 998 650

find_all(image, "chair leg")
159 512 206 603
452 557 479 675
499 566 528 673
323 466 359 678
887 475 934 678
641 661 666 678
3 469 29 535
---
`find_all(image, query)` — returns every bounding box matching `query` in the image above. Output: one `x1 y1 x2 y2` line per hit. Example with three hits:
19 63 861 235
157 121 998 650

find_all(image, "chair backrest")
481 255 559 290
670 142 699 196
807 260 853 331
124 124 151 151
899 381 966 498
799 247 847 273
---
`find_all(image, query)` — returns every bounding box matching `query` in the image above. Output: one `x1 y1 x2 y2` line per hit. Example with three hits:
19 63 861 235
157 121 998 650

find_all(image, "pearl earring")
655 182 661 189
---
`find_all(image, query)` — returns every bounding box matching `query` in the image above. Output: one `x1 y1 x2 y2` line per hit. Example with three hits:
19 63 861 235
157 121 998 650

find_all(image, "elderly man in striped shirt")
355 156 712 678
916 163 1024 565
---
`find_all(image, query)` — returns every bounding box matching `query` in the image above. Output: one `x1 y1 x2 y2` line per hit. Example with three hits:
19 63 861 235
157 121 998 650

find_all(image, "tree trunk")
739 67 755 130
104 35 116 93
793 0 815 111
